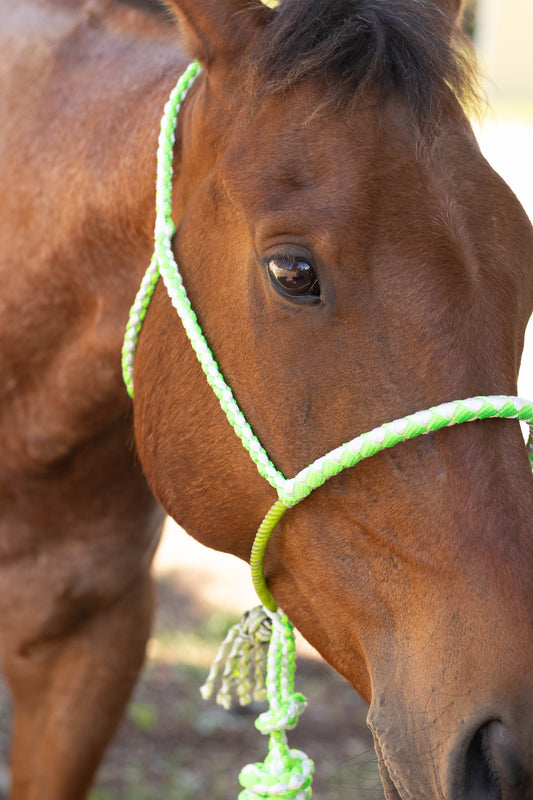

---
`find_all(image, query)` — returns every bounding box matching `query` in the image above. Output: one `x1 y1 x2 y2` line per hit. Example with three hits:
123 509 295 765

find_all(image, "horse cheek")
132 282 276 563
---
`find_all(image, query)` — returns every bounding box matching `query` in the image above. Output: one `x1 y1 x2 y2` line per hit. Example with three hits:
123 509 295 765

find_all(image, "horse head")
133 1 533 797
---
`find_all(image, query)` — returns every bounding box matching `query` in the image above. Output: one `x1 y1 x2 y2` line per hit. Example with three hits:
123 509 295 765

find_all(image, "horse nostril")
463 723 502 800
463 721 530 800
485 721 530 793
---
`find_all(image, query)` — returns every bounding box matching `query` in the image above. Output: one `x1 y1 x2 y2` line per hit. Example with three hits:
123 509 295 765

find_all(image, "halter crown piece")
123 61 533 799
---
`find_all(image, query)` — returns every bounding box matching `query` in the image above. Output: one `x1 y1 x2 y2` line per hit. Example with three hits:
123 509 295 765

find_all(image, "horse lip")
380 760 405 800
370 727 406 800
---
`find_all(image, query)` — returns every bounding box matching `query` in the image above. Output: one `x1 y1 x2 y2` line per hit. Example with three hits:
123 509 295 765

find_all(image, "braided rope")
200 608 314 799
282 396 533 506
250 396 533 610
123 62 533 800
122 60 202 397
238 610 314 800
123 60 286 491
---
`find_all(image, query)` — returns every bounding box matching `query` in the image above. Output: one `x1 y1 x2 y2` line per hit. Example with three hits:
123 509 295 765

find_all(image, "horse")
1 0 532 798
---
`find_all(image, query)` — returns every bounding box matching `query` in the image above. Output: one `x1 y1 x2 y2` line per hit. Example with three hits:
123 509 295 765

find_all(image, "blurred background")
468 0 533 398
0 2 532 798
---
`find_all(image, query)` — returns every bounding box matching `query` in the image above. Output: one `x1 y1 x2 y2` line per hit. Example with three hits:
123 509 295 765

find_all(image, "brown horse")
1 0 532 798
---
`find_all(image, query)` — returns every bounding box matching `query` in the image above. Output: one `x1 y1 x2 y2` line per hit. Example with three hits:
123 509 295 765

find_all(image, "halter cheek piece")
123 61 533 800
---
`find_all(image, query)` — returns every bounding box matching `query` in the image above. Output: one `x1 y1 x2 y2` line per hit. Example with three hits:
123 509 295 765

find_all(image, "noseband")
123 61 533 799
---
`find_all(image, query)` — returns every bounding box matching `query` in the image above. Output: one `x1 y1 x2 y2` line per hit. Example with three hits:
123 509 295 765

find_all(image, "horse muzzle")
370 702 533 800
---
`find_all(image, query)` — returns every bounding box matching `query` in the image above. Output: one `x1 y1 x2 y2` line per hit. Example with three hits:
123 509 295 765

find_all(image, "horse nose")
462 720 531 800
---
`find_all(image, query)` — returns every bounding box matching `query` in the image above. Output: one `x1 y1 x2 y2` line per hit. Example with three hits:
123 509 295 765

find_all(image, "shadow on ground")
0 574 384 800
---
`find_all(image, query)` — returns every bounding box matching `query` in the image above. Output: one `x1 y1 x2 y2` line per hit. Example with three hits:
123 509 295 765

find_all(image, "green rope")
123 61 533 800
122 60 202 398
200 606 314 800
248 397 533 613
279 396 533 506
251 500 289 612
238 609 313 800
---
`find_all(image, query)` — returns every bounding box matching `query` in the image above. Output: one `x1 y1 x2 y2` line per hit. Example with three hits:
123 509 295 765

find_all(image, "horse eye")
266 255 320 298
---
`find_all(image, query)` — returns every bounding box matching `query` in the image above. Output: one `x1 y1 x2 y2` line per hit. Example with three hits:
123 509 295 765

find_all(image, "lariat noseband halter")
123 61 533 799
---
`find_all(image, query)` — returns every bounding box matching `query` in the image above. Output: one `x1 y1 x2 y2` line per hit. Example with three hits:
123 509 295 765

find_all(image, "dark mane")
246 0 481 142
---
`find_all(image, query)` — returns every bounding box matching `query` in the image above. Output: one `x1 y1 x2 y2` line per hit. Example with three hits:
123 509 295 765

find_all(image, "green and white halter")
123 61 533 799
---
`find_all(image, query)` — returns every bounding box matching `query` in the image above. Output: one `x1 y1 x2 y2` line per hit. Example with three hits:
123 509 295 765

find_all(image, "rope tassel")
200 607 272 709
200 607 314 799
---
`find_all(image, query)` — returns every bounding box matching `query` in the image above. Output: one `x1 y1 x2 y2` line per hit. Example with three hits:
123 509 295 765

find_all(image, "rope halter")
123 61 533 799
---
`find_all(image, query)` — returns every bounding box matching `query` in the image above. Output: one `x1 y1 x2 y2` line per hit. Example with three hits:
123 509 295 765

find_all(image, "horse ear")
165 0 274 68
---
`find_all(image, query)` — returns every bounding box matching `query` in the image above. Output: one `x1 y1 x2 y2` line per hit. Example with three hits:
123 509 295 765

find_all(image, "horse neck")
0 1 188 472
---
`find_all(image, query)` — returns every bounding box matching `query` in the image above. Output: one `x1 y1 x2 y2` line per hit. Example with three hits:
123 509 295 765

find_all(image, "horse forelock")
243 0 481 144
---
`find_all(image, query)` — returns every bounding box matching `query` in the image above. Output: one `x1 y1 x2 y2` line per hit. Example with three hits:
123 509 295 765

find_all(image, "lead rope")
122 61 533 800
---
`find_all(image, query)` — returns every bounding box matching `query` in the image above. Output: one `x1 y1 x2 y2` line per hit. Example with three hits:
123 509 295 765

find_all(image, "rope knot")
239 734 314 799
201 607 314 797
256 694 308 735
